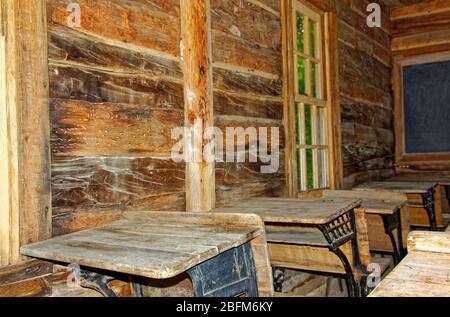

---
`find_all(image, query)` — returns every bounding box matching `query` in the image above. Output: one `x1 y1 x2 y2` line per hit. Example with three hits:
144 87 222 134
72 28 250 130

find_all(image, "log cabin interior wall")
391 0 450 175
47 0 186 235
336 0 395 188
46 0 398 233
2 0 447 296
211 0 287 205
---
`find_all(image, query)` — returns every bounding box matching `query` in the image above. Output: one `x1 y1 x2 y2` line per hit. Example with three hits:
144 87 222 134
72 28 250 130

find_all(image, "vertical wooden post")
180 0 215 212
0 0 51 265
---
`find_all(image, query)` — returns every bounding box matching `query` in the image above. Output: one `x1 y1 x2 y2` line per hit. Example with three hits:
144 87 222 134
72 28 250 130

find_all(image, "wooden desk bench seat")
266 228 391 277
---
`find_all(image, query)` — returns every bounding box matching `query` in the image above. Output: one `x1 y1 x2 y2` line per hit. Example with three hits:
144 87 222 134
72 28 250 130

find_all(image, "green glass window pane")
309 20 316 57
311 62 318 98
306 149 314 190
318 149 329 188
296 149 302 191
295 104 301 145
304 104 312 145
297 57 306 95
317 107 326 145
296 13 305 53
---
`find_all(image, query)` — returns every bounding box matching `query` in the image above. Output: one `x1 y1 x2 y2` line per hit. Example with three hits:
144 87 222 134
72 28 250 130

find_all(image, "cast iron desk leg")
318 209 365 298
188 242 259 297
381 209 404 265
422 190 438 231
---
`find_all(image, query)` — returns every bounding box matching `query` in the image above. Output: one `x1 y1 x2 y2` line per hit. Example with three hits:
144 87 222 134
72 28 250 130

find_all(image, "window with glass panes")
292 2 330 192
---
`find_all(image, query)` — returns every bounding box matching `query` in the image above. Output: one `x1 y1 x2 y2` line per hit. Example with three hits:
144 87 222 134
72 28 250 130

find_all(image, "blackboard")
403 60 450 154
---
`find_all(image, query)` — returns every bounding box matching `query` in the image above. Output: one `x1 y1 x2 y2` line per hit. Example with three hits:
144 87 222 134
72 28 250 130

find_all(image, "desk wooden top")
354 181 437 194
370 231 450 297
370 251 450 297
389 174 450 186
322 190 407 215
214 197 361 225
20 213 263 280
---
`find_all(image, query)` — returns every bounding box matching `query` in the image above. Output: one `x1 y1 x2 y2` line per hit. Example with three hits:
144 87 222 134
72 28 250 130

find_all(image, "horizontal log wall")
391 0 450 173
211 0 286 205
47 0 186 235
392 0 450 56
337 0 395 188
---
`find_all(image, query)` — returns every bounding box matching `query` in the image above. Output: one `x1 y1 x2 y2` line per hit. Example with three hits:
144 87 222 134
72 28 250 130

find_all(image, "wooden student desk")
322 190 409 264
370 231 450 297
388 174 450 225
354 181 439 231
20 212 273 297
214 197 370 297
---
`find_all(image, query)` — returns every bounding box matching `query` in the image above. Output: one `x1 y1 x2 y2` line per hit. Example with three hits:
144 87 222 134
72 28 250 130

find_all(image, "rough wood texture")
215 196 370 285
215 197 362 224
180 0 215 212
46 0 186 229
0 0 52 266
391 0 450 55
407 231 450 253
21 212 273 296
370 231 450 297
0 260 53 297
336 0 395 188
211 0 285 205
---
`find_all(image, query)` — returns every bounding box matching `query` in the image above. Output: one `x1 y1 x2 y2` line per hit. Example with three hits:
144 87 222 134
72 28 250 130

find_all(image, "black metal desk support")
381 209 404 265
188 242 259 297
422 190 438 231
318 209 367 298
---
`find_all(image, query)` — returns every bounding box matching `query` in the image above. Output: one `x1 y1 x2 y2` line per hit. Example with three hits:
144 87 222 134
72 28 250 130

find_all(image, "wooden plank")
0 0 51 265
47 0 181 57
391 0 450 21
51 99 184 157
322 190 407 214
180 0 215 212
354 181 437 194
21 213 267 282
0 260 53 297
370 250 450 297
407 231 450 253
51 157 186 215
214 197 362 224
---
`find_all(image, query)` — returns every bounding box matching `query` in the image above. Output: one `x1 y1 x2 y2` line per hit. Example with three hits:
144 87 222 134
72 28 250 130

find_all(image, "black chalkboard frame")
393 52 450 167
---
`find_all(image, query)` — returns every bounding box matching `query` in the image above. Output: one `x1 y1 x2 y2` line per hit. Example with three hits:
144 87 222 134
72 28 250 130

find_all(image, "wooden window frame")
393 51 450 169
282 0 342 197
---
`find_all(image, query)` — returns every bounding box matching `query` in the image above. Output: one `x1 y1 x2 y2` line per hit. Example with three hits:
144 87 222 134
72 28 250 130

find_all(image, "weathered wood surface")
0 0 52 265
210 0 285 206
21 212 273 296
389 174 450 185
22 219 261 280
370 231 450 297
180 0 215 211
0 260 53 297
214 197 362 225
407 231 450 254
391 0 450 55
47 0 187 227
322 190 407 215
354 181 437 194
335 0 396 188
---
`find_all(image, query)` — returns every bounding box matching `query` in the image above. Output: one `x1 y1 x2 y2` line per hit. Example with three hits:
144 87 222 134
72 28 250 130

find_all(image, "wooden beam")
0 0 51 265
180 0 215 212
